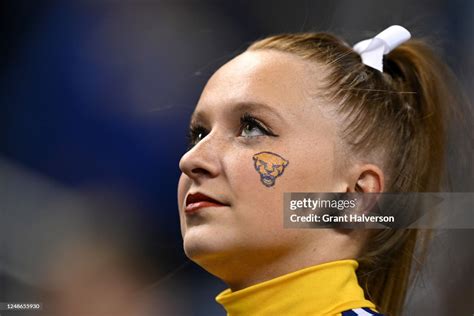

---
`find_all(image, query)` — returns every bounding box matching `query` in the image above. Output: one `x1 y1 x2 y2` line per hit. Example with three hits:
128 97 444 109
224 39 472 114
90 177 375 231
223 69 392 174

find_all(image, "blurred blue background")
1 1 472 315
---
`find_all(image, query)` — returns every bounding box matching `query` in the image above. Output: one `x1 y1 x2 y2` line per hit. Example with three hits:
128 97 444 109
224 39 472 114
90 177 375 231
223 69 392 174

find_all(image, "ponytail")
248 33 464 315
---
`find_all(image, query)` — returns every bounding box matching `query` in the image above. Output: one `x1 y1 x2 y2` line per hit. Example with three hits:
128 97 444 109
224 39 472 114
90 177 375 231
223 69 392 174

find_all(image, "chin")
183 227 222 259
182 227 239 266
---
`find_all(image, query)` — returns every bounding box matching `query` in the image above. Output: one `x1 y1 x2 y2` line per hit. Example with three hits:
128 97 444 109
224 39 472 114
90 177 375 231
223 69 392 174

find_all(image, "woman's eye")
240 122 265 137
239 113 276 138
188 125 208 148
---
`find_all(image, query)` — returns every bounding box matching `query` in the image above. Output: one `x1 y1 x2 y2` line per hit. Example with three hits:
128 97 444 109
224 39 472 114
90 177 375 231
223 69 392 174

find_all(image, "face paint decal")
252 151 289 187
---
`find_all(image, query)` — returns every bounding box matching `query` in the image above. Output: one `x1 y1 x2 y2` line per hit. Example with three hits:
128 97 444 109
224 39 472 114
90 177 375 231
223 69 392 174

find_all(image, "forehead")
195 50 323 116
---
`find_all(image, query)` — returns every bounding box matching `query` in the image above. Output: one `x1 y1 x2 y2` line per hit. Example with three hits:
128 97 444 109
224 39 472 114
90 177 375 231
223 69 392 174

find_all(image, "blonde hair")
248 33 457 315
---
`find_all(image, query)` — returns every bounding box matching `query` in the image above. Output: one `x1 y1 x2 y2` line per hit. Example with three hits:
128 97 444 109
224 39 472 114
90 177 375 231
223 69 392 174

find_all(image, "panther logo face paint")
252 151 289 187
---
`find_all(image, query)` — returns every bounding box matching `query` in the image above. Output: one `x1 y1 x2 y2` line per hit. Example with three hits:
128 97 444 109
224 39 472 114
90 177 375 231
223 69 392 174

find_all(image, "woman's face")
177 50 350 276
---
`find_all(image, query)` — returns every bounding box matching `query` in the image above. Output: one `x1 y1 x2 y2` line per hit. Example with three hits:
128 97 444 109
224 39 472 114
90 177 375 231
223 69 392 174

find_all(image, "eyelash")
187 125 208 149
240 112 277 137
187 113 277 148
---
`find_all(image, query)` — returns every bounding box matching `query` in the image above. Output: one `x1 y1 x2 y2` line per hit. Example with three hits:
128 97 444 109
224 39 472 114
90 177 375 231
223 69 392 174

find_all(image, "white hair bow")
353 25 411 72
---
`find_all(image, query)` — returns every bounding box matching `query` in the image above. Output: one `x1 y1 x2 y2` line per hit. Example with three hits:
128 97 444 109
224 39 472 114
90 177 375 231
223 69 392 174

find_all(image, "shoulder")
341 307 384 316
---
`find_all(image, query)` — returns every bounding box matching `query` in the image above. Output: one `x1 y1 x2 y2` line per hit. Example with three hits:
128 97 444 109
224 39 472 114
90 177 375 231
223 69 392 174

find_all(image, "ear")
347 164 384 193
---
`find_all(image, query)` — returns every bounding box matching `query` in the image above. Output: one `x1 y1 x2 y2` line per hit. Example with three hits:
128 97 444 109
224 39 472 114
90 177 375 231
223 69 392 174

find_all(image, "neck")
198 237 360 291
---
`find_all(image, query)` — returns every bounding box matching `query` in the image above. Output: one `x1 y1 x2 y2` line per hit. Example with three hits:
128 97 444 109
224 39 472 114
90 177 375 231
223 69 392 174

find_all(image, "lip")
185 192 228 214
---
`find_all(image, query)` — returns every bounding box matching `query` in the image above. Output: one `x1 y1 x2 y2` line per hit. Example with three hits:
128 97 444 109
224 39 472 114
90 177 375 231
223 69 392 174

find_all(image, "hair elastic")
353 25 411 72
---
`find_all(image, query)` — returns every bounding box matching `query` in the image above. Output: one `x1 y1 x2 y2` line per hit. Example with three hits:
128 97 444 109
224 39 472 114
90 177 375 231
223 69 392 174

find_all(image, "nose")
179 134 221 182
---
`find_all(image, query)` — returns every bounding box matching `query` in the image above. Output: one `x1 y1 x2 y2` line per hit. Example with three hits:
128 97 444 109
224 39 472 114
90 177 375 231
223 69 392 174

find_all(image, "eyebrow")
190 101 285 125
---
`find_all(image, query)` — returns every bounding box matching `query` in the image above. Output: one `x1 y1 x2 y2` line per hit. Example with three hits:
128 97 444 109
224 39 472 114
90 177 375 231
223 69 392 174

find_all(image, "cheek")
228 155 285 222
230 155 260 189
177 174 191 234
289 146 339 191
228 158 294 249
177 174 190 209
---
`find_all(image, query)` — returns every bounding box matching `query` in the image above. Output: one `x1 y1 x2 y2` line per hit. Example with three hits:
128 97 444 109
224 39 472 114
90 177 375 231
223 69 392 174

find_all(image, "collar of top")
215 259 376 316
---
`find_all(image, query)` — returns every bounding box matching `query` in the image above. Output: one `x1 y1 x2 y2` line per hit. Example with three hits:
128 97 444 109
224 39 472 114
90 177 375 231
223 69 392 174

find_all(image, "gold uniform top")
215 260 382 316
